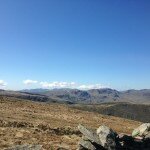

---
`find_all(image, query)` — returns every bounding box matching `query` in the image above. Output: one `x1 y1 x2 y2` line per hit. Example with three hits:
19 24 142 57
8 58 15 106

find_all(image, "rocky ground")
0 96 141 149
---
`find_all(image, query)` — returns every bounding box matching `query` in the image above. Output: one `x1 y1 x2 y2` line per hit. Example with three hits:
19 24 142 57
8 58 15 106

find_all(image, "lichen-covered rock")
132 123 150 137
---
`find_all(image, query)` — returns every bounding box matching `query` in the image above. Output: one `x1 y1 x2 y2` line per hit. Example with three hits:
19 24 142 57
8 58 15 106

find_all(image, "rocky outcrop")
77 124 150 150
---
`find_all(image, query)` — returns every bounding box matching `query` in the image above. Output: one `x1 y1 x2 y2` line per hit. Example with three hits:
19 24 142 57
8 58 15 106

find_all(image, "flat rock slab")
79 139 96 150
78 124 101 145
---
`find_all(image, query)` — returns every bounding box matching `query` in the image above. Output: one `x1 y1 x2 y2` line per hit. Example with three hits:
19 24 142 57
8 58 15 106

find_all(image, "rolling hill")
0 89 150 123
0 96 141 149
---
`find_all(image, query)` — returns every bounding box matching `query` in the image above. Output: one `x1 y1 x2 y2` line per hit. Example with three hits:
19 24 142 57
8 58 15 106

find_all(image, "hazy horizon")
0 0 150 90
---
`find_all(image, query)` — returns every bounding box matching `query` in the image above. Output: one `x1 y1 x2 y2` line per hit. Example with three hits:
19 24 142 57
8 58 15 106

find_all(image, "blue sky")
0 0 150 90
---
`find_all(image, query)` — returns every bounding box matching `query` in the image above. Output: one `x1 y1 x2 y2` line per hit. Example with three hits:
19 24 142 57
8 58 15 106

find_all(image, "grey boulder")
96 125 118 150
78 124 101 145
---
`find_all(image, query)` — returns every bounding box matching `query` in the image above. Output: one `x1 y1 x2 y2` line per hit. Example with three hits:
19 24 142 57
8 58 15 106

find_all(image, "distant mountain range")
0 89 53 102
0 88 150 104
20 88 150 104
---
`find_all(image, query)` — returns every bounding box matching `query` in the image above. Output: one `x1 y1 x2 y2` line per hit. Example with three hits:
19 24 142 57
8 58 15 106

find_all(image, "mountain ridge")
0 88 150 104
20 88 150 104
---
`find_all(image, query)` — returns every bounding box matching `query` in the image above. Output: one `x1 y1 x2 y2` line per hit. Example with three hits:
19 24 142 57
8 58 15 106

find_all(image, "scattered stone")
15 132 23 138
4 145 42 150
78 124 150 150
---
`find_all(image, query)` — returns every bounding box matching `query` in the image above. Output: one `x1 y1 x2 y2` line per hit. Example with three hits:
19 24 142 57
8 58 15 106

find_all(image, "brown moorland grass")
0 96 141 149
